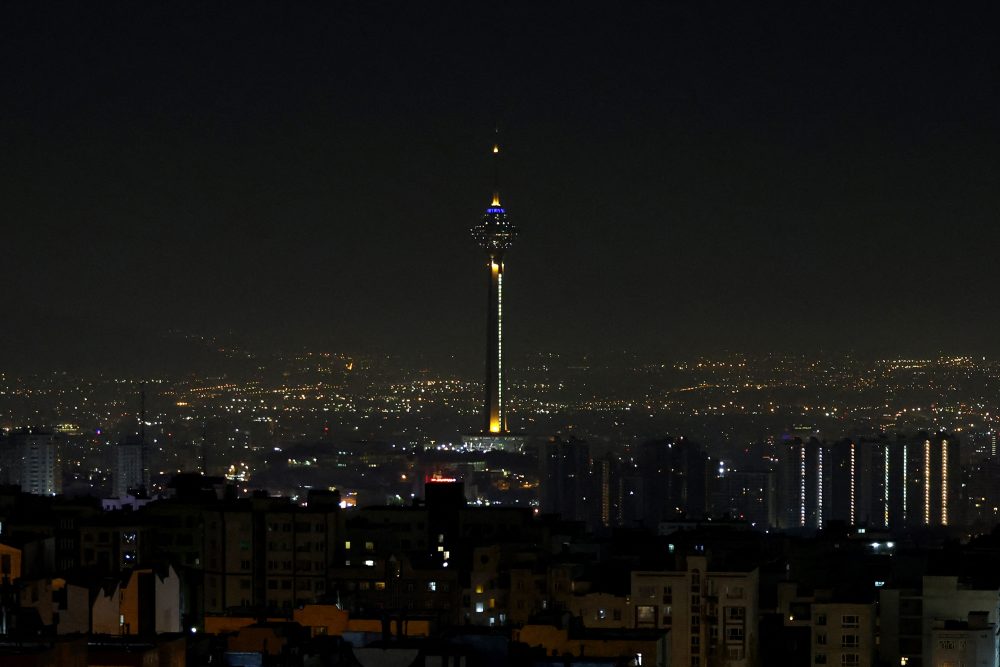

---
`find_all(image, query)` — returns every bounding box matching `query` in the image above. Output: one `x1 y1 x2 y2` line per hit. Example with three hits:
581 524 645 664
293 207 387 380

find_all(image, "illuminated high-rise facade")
1 430 61 496
827 436 891 528
775 436 826 529
470 142 517 434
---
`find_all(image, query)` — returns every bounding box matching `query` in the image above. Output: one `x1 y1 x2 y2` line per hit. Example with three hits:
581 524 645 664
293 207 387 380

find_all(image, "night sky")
3 3 1000 371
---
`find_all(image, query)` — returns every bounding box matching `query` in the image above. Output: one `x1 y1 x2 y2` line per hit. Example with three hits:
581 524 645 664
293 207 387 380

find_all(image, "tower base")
461 433 527 453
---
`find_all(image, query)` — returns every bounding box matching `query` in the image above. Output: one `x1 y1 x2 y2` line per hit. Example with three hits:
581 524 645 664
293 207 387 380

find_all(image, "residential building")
631 555 758 667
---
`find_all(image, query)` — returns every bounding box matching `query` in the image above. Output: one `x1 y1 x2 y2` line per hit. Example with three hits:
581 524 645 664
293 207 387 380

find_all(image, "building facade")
630 556 759 667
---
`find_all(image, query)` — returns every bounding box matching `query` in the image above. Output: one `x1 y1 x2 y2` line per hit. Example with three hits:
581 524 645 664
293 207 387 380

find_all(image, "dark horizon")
4 3 1000 374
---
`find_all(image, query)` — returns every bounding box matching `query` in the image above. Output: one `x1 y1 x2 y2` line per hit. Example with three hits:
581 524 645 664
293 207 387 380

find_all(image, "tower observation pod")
463 139 525 453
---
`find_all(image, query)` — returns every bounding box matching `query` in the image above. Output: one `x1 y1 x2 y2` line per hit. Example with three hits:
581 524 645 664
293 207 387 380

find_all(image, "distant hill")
0 309 251 378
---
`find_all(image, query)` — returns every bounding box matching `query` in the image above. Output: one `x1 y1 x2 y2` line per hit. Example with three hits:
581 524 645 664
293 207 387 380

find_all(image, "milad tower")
464 138 524 452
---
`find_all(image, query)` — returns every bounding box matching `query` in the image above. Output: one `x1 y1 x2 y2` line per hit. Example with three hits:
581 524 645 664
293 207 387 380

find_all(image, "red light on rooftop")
426 475 458 483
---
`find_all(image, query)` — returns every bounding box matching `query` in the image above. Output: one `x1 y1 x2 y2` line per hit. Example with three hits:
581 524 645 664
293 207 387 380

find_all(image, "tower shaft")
484 257 505 433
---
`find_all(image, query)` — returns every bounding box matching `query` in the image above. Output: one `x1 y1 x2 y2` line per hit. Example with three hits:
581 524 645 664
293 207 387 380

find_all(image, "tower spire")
491 125 501 207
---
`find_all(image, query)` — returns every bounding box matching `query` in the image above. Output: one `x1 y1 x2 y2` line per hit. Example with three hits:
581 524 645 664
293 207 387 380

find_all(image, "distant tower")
470 137 518 434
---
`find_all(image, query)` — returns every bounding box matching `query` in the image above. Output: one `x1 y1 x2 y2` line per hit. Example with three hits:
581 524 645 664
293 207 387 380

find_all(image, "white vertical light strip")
884 446 890 528
923 439 931 525
497 267 503 431
849 443 856 525
800 446 806 527
941 439 948 526
817 446 824 528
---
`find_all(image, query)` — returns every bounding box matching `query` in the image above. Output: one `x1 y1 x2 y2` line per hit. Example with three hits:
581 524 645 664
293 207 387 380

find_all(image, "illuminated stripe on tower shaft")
484 259 504 433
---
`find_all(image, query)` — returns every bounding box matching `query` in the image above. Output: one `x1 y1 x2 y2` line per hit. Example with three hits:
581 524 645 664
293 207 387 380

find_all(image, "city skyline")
4 6 1000 666
4 4 1000 375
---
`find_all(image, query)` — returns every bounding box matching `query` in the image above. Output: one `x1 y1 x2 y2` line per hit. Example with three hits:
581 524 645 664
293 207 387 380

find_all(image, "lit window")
637 606 655 624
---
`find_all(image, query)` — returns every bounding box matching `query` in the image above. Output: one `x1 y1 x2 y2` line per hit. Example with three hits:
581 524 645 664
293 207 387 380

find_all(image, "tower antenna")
492 125 501 207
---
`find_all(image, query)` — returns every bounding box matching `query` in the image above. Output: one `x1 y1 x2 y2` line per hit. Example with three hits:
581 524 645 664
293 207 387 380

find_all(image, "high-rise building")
594 453 625 529
879 576 1000 667
2 430 61 496
631 555 759 667
774 433 959 531
470 140 518 436
826 437 892 528
539 436 592 525
636 438 710 524
715 469 776 529
884 433 960 529
913 433 960 528
775 437 825 530
114 434 149 498
114 392 150 498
